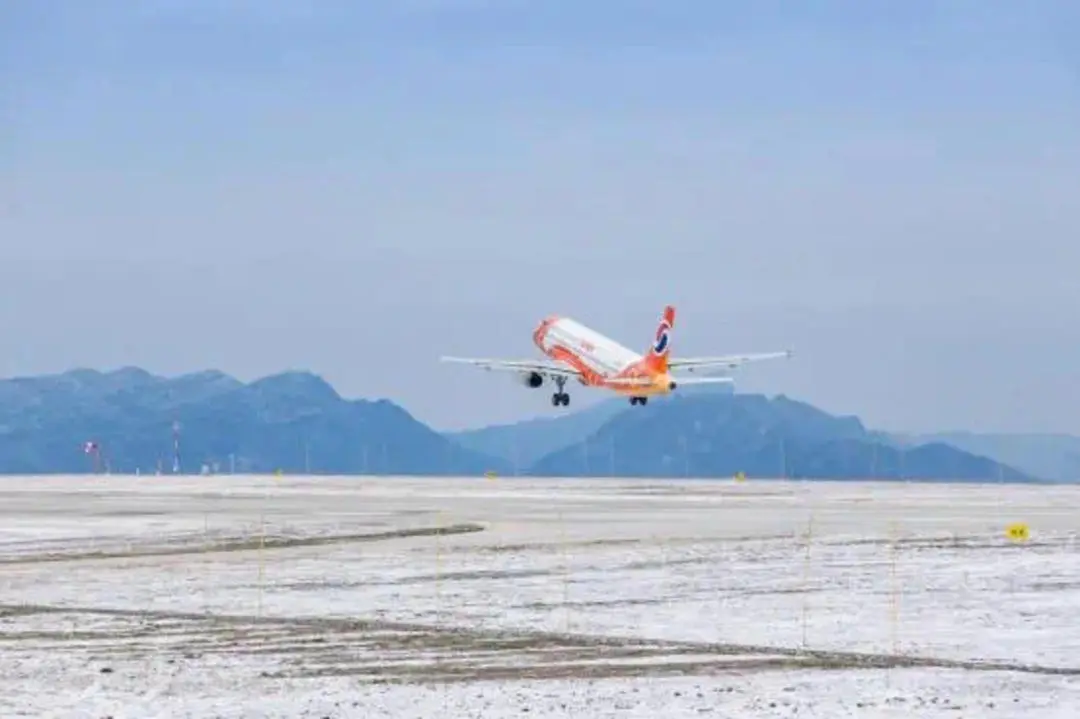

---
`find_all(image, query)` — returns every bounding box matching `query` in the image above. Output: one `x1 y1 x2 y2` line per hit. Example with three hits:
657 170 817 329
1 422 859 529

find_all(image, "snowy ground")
1 475 1078 717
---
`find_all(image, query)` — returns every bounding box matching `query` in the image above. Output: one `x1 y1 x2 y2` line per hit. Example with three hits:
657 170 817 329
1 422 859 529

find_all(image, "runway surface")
1 474 1079 717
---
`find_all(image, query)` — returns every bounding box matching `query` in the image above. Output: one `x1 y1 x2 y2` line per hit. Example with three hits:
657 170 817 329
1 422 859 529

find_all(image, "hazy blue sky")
3 1 1079 433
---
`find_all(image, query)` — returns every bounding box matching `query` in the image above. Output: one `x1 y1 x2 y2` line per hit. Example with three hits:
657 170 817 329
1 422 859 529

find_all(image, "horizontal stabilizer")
672 376 735 385
603 377 656 387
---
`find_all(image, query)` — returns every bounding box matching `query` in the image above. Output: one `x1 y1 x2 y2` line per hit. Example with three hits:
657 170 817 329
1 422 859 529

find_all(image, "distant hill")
511 393 1034 482
0 368 506 475
891 431 1080 483
446 400 625 468
445 382 735 467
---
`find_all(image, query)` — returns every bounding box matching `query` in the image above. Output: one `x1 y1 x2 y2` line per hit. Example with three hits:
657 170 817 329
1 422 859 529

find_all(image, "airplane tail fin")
645 305 675 373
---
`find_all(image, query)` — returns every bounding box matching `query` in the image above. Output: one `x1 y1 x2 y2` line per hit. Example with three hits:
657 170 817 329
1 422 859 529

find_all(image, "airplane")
441 305 792 407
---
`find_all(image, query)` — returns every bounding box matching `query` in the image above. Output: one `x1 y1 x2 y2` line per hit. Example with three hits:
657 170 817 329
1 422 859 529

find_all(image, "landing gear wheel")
551 376 570 407
629 396 648 406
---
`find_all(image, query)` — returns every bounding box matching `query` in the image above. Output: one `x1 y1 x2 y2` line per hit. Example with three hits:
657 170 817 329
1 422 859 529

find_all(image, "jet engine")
520 371 544 388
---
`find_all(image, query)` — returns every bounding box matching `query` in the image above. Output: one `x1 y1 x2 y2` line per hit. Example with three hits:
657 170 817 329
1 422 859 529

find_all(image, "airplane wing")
669 350 793 373
439 356 582 379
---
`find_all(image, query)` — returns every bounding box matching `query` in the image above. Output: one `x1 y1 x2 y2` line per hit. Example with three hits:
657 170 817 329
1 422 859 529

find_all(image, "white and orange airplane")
441 305 792 407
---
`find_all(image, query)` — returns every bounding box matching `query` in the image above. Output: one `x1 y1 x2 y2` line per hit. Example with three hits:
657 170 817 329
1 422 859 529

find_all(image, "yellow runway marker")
1005 522 1030 543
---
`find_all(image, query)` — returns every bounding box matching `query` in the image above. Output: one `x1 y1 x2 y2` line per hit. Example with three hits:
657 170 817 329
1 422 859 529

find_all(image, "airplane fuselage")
532 316 676 397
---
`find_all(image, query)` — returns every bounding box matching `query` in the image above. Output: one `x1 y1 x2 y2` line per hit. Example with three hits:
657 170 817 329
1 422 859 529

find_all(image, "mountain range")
449 389 1080 483
0 367 1068 482
0 367 505 475
451 389 1032 482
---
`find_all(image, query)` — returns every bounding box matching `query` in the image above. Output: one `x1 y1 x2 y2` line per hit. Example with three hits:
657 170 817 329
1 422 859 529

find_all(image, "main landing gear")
629 396 648 406
551 376 570 407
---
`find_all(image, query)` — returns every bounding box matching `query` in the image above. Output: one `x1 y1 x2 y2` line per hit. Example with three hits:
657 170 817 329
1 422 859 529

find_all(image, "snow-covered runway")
1 475 1078 717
